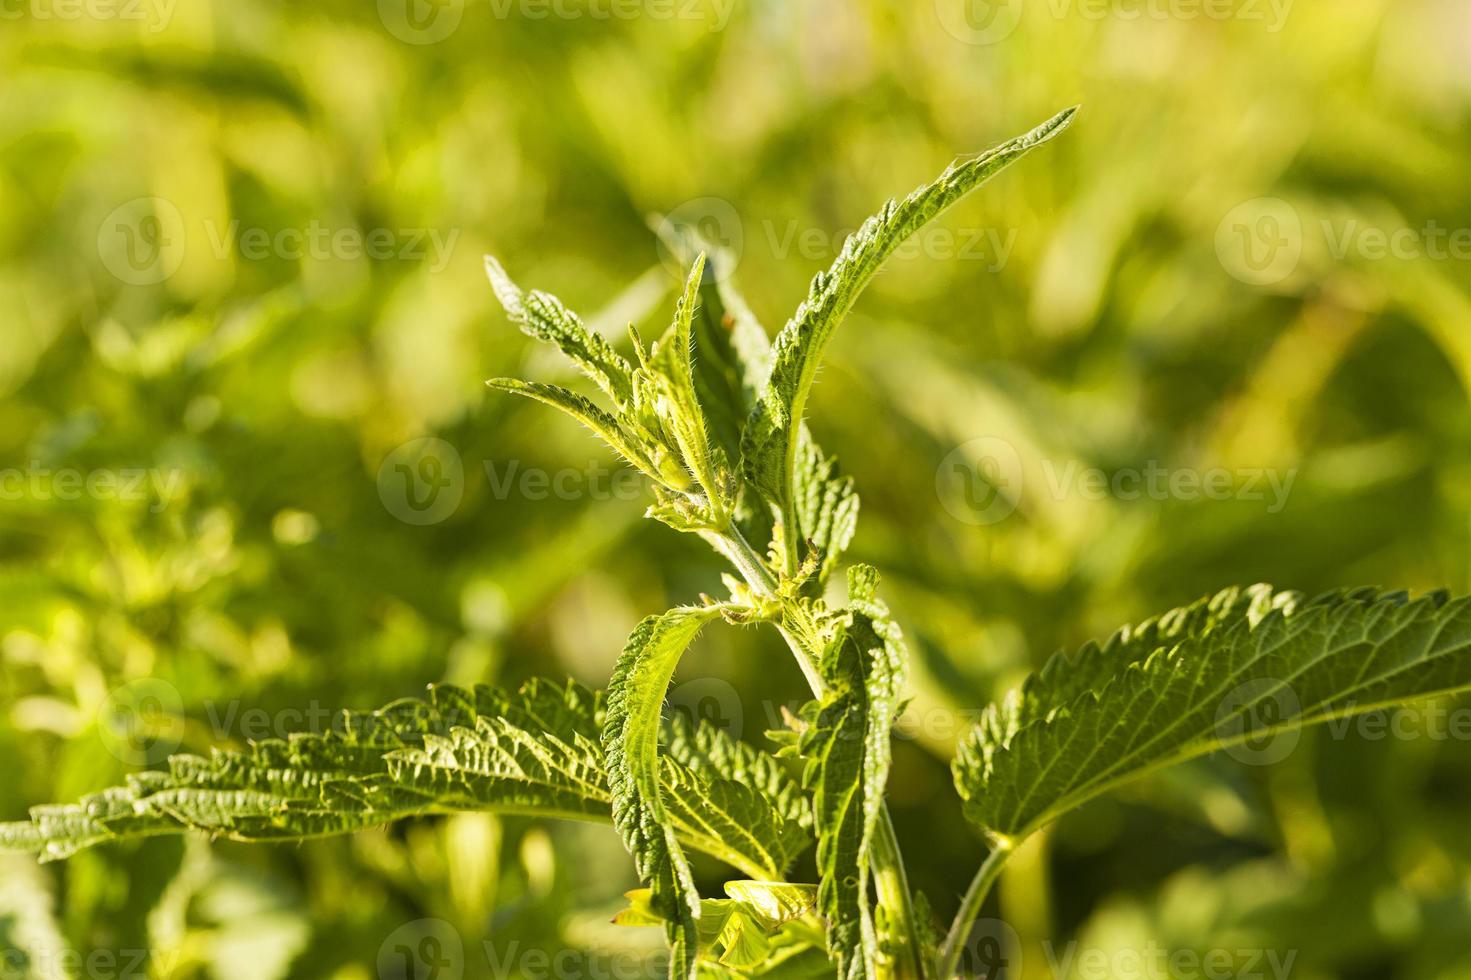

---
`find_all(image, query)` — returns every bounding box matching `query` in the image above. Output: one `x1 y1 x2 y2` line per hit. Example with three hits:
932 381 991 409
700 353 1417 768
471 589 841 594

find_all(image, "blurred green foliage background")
3 0 1471 977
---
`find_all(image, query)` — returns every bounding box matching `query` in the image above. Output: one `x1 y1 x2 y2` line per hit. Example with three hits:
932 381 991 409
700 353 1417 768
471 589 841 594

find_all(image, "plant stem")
937 839 1016 979
716 525 781 594
716 528 926 980
871 807 926 979
778 493 803 579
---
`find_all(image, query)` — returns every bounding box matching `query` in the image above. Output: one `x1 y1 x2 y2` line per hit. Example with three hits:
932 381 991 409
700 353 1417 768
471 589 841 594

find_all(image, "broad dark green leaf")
0 680 811 882
954 586 1471 843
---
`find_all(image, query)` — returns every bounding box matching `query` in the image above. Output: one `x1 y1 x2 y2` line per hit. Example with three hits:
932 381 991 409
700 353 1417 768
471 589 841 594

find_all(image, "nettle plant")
8 106 1471 979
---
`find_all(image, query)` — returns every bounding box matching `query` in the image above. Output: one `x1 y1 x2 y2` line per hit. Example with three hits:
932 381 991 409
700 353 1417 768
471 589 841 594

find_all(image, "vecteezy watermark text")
1036 459 1295 511
376 438 652 526
763 220 1018 272
377 919 666 979
653 197 1020 282
96 197 461 285
957 917 1297 980
204 220 460 272
1217 198 1471 286
936 438 1297 527
935 0 1294 46
484 459 647 502
0 0 176 31
1041 940 1297 980
376 0 735 45
0 462 185 513
1 946 178 980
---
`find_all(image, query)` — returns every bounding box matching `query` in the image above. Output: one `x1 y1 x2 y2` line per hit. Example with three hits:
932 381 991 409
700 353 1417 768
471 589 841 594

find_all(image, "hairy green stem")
871 808 925 979
938 839 1016 979
717 529 925 979
712 525 781 593
778 493 803 579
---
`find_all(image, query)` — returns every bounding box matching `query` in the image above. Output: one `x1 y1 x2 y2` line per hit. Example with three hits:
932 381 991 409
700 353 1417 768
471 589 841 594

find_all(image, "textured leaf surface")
617 881 829 977
485 378 666 481
605 607 726 979
663 711 812 876
740 108 1077 526
799 569 907 980
653 228 773 462
793 439 859 586
954 586 1471 842
649 227 779 546
650 255 726 508
486 256 635 406
0 680 810 880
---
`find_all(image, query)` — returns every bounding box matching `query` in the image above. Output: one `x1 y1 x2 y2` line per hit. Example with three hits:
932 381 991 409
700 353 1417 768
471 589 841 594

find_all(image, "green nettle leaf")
658 225 859 576
484 378 671 482
722 880 821 925
663 712 812 875
793 439 859 587
0 680 810 881
799 568 907 980
650 254 729 513
485 256 636 406
653 221 784 556
740 107 1077 544
954 586 1471 843
604 606 728 980
486 254 751 515
616 880 829 977
652 227 775 460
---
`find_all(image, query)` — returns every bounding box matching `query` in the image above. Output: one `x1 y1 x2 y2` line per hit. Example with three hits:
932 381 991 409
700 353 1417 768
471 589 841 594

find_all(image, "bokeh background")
4 0 1471 977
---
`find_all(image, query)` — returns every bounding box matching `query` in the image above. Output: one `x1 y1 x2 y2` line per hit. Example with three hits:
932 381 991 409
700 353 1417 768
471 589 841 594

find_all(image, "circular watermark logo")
1215 197 1303 286
937 437 1024 526
1214 678 1302 765
377 438 465 526
654 197 744 284
377 919 465 980
935 0 1023 45
97 197 186 286
667 677 744 741
958 917 1022 980
377 0 465 44
98 678 186 766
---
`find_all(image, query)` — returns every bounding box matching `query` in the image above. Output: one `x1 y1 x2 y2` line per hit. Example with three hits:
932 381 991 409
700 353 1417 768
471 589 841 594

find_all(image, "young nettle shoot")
9 106 1471 980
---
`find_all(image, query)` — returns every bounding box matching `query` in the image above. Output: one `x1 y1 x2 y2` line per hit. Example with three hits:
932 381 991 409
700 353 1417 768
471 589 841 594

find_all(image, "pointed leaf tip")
484 255 523 312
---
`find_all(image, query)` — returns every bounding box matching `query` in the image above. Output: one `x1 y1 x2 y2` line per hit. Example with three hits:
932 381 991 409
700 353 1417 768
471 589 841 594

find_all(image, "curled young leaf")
604 606 727 980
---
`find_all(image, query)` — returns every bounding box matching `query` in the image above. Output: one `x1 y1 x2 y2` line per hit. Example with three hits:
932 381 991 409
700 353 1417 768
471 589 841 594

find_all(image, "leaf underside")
0 679 810 882
954 585 1471 842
